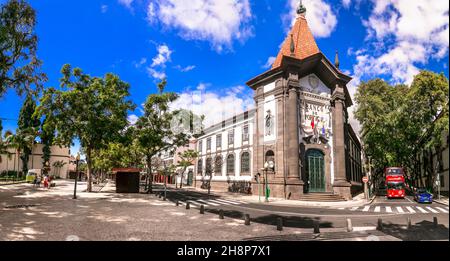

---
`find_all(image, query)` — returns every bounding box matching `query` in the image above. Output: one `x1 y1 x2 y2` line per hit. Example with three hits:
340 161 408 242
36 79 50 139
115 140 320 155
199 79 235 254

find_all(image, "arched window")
214 156 222 176
265 150 275 172
241 152 250 173
227 154 235 175
197 159 203 175
205 158 212 176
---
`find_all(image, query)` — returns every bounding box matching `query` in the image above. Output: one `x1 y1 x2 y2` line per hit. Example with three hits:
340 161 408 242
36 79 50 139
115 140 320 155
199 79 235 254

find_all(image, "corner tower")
247 1 354 200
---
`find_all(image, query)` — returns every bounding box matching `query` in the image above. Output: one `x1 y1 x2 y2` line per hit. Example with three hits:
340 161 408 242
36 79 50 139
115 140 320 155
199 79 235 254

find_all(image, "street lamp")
73 153 80 199
255 172 262 203
263 160 274 202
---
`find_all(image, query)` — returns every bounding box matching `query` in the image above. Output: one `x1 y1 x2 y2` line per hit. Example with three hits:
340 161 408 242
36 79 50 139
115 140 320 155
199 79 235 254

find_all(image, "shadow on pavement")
380 220 449 241
205 208 333 229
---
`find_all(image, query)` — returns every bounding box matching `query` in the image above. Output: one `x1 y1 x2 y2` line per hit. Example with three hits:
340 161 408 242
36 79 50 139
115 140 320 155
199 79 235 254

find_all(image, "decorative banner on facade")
301 102 332 144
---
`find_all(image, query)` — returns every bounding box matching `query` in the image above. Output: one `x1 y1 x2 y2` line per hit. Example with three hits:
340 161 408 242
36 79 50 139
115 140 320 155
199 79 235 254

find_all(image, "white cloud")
147 2 157 23
147 68 167 80
342 0 351 9
147 44 172 80
170 83 254 128
151 44 172 67
262 56 276 69
351 0 449 85
175 65 196 72
127 114 139 125
101 5 108 13
118 0 134 9
147 0 253 52
135 58 147 68
285 0 337 38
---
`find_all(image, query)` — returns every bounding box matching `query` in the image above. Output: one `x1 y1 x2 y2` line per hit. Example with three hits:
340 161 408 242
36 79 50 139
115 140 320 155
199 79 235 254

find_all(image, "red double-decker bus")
385 167 405 199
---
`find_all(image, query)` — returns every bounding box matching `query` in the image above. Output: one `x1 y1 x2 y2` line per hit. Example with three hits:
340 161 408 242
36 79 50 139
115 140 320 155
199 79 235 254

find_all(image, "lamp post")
255 173 261 203
73 153 80 199
263 161 274 202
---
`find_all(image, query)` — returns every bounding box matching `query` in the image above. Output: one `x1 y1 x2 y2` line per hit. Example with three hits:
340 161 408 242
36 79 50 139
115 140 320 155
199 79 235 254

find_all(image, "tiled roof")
272 14 320 69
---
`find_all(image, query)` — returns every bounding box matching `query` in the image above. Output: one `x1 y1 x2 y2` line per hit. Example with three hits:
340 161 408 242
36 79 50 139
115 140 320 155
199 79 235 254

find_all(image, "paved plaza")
0 180 406 241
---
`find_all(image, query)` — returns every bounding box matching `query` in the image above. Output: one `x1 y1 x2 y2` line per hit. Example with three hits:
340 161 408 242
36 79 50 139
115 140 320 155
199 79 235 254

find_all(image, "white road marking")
406 206 416 213
186 200 201 207
435 207 448 213
405 197 414 203
362 206 370 212
350 207 359 211
338 207 345 210
374 206 381 212
415 206 428 213
197 199 219 206
214 199 241 205
426 207 439 213
207 199 232 206
396 207 405 213
385 206 392 213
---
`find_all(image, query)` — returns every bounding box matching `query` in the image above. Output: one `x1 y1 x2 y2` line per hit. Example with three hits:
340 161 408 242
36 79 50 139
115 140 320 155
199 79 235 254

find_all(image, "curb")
432 199 449 206
179 187 377 208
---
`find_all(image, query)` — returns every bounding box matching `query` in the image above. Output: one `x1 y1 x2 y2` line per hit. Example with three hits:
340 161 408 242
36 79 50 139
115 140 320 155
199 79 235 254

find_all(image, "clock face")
308 75 319 91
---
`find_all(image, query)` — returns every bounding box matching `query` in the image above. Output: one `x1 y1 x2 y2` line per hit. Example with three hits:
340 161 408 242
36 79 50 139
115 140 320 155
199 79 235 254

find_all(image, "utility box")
113 168 141 193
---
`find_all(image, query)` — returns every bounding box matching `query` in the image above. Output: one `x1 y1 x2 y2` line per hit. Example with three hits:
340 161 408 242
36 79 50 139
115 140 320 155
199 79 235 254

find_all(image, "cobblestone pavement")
0 180 416 241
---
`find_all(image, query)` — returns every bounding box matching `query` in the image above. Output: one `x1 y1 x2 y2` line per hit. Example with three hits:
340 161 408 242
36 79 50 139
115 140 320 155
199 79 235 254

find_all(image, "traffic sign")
362 176 369 183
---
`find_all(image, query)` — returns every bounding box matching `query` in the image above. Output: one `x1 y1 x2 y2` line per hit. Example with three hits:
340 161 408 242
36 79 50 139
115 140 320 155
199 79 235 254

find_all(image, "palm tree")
4 128 37 177
52 160 67 178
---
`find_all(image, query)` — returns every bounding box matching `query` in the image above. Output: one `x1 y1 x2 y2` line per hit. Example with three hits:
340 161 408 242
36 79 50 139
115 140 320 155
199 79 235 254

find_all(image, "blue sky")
1 0 448 156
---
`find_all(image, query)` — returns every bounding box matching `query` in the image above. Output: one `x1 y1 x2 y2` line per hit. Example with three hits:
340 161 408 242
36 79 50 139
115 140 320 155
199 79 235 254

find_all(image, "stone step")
300 193 346 202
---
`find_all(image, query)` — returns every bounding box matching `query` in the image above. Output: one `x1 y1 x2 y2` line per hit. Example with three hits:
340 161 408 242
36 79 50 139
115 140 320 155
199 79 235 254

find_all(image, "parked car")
414 188 433 203
26 169 42 183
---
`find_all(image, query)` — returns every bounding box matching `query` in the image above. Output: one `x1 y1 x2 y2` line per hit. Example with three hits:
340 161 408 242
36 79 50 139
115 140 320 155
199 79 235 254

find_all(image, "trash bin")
113 168 141 193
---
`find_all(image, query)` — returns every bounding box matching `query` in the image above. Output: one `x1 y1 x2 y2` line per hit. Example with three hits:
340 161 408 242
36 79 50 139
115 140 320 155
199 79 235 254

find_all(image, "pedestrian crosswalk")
345 205 449 214
177 198 246 208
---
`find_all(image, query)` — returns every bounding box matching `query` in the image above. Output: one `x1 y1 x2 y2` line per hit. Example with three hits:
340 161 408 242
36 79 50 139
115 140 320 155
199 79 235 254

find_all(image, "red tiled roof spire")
271 1 320 69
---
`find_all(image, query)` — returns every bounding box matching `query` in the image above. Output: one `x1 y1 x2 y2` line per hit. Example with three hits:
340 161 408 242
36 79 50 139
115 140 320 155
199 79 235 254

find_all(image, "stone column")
331 84 351 200
287 87 300 180
285 85 303 199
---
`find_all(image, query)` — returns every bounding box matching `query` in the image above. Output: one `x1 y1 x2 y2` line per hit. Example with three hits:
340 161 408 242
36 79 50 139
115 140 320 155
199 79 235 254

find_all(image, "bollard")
433 217 438 228
377 218 383 231
176 200 179 206
313 221 320 234
200 205 205 214
244 214 250 225
346 218 353 232
219 209 224 219
407 217 412 229
186 202 190 209
277 217 283 231
158 193 162 198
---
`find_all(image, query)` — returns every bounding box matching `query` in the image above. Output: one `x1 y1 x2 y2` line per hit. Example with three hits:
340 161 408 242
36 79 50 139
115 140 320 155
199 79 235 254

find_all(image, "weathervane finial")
297 0 306 16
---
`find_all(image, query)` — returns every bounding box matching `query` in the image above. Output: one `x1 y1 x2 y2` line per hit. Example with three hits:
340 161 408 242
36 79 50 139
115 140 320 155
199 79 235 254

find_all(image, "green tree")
355 71 449 192
40 116 54 174
0 120 11 164
17 93 40 174
52 160 66 178
0 0 46 97
4 127 36 177
35 64 135 192
135 79 203 193
177 149 198 188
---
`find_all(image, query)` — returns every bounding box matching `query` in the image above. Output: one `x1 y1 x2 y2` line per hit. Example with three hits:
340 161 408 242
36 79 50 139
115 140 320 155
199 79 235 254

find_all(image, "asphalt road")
156 185 449 238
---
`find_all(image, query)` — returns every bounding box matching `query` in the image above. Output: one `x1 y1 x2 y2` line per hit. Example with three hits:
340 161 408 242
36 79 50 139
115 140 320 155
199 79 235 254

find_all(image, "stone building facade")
0 144 71 178
193 4 362 201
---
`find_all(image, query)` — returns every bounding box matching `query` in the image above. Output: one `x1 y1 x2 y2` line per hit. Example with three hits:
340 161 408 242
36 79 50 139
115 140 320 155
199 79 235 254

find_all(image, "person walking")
43 175 49 189
36 176 41 188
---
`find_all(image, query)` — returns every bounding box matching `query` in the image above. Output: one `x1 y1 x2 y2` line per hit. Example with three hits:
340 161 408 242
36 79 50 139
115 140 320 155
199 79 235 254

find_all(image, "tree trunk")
180 166 187 189
86 147 93 192
146 156 153 194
